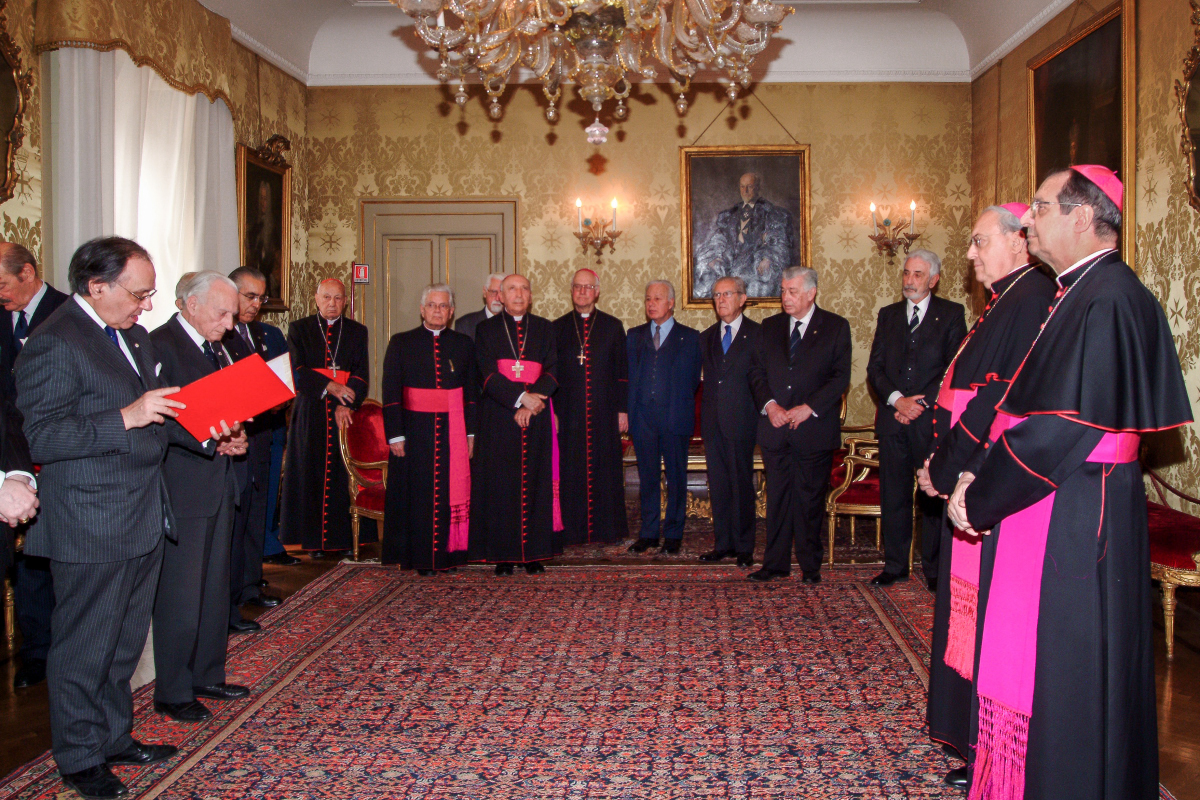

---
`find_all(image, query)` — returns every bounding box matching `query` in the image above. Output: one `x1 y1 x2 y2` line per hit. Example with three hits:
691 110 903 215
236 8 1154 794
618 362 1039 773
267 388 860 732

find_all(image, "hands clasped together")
515 392 549 429
766 401 814 430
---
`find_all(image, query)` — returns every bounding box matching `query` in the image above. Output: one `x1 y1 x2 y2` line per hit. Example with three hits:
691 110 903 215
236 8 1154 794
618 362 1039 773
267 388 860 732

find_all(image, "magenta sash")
936 363 983 680
496 359 564 532
404 387 470 552
971 412 1139 800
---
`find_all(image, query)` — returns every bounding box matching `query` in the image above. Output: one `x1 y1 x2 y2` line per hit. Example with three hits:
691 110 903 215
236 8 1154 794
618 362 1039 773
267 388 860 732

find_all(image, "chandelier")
391 0 793 142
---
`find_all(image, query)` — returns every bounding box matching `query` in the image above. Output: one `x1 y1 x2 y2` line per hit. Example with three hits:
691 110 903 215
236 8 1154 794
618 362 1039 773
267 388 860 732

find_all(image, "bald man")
280 279 371 556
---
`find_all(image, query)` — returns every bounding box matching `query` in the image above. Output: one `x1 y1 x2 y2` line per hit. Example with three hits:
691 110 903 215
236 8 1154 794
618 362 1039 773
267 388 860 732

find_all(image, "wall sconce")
575 198 622 263
869 200 921 265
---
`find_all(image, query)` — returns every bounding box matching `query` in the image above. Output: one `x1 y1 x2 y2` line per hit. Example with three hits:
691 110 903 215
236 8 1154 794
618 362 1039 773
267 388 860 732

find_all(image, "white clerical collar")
15 281 47 325
423 324 443 336
1056 248 1116 286
510 314 523 322
790 304 816 332
323 315 340 326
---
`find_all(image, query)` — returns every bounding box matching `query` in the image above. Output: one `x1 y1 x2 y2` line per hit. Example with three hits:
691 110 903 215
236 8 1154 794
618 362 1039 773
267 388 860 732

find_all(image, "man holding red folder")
381 283 477 573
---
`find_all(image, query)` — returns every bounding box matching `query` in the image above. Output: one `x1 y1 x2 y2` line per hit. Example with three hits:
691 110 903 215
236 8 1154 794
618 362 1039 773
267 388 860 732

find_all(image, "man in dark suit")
454 272 508 340
626 280 701 554
151 271 251 724
867 249 967 588
0 242 69 689
699 276 761 568
0 392 39 568
748 266 851 583
223 266 284 634
16 237 187 799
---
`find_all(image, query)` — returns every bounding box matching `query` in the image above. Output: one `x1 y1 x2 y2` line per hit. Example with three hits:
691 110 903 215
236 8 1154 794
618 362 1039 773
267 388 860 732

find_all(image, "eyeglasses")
240 291 270 304
712 290 744 299
571 283 598 291
115 283 157 302
1030 199 1082 214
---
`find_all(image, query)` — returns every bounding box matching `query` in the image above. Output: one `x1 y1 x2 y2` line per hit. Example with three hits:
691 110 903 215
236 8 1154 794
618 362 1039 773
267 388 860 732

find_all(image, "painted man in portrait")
694 172 796 299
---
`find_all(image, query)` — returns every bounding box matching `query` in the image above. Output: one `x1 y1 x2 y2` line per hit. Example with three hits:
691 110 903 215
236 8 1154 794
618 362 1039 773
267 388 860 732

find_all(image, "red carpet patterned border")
0 565 1178 799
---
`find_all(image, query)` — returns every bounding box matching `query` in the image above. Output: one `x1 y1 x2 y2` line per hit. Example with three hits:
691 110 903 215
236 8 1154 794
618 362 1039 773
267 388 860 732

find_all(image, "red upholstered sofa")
1146 469 1200 660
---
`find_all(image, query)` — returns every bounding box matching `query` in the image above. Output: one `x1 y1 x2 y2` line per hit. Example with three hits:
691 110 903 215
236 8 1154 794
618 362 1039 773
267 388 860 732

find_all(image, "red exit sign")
352 263 369 284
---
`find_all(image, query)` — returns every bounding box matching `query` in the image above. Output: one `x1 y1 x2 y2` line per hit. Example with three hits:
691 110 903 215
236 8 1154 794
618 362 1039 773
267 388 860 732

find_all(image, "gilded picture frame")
236 137 292 312
1175 0 1200 213
1028 0 1136 266
680 144 812 309
0 0 31 207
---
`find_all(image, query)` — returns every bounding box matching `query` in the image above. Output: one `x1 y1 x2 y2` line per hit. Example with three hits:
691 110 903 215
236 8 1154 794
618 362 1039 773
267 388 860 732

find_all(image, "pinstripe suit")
14 297 178 774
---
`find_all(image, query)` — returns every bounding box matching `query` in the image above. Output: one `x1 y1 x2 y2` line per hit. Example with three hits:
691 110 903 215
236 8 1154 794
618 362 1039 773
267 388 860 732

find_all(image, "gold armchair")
336 399 388 562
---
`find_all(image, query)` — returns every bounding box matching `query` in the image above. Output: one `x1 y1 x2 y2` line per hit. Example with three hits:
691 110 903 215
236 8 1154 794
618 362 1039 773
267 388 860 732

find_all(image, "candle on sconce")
909 200 916 234
870 203 878 235
611 198 617 227
576 198 582 234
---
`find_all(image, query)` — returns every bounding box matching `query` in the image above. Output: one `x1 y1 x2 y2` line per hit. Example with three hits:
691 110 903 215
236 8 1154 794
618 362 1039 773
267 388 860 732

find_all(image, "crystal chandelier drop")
391 0 793 143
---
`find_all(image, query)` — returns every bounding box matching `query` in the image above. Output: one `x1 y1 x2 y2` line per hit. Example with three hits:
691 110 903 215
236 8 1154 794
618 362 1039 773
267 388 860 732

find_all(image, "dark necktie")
909 305 920 333
238 322 253 349
653 325 661 350
789 320 801 354
203 341 226 370
12 310 27 357
104 325 121 349
721 323 732 354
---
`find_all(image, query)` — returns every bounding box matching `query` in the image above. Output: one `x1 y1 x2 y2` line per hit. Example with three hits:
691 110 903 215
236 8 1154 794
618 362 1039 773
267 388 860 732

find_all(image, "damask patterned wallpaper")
2 0 42 265
303 82 974 426
972 0 1200 508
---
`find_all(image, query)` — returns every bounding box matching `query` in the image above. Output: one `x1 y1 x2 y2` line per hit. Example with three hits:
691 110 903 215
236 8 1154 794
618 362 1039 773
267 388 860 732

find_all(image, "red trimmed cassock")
922 262 1056 758
281 314 370 552
552 309 629 545
380 325 478 570
469 312 562 564
962 250 1191 800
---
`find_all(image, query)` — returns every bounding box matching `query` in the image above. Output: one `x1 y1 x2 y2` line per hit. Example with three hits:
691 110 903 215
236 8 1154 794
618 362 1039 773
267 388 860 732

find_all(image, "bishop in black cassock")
281 279 370 554
469 275 561 572
381 285 478 571
952 167 1192 800
917 204 1056 780
552 269 629 546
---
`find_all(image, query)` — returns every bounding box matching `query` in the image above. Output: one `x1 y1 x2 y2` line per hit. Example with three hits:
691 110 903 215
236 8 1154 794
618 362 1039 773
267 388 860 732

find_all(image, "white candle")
870 203 878 235
576 198 582 233
611 198 617 227
909 200 916 234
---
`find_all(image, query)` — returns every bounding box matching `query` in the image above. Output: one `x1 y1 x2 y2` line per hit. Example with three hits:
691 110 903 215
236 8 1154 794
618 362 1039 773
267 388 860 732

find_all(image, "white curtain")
48 48 238 331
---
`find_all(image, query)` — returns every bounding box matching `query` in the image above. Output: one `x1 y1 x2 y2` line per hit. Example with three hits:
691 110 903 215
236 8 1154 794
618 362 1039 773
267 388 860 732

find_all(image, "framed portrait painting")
680 144 811 309
1028 0 1135 265
236 142 292 312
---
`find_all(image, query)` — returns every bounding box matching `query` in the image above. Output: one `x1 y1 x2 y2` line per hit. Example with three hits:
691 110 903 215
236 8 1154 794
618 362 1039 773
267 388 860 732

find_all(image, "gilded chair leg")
875 517 881 550
1163 582 1177 660
827 513 835 565
850 516 856 545
3 572 14 651
351 512 361 562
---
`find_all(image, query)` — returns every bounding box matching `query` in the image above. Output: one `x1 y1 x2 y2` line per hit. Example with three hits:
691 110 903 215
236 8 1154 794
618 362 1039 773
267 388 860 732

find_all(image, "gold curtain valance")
34 0 233 106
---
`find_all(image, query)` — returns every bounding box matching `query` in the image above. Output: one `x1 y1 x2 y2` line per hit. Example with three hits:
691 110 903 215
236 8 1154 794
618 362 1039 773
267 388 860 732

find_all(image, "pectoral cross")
512 360 524 378
578 349 587 365
330 365 339 377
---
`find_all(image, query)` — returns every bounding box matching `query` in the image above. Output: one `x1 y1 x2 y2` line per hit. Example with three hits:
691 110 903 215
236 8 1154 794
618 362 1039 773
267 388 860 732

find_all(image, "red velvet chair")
337 399 388 562
1146 468 1200 660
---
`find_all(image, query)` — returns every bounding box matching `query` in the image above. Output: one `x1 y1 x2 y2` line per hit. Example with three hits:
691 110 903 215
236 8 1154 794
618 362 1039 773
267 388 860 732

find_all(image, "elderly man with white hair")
150 270 250 724
455 271 511 340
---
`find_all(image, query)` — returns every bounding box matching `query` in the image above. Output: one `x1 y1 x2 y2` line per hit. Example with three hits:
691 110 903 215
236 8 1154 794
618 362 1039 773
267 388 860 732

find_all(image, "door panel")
443 235 495 308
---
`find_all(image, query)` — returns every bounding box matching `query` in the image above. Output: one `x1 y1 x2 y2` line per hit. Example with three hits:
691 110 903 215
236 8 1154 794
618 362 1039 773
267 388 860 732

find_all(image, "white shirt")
175 312 233 363
887 294 933 407
12 281 47 335
74 294 139 374
719 313 744 343
1056 248 1116 287
762 305 819 416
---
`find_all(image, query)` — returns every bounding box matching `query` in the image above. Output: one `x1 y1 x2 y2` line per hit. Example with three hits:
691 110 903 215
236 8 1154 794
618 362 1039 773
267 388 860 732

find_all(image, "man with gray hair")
626 279 700 554
867 250 966 589
381 283 478 572
150 271 250 724
748 266 851 583
455 272 510 340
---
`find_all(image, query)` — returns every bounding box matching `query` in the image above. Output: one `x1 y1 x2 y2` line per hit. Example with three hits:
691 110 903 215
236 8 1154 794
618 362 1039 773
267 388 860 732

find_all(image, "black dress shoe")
660 540 681 554
106 740 178 766
801 572 822 584
944 766 969 787
229 618 262 634
263 552 301 566
628 538 658 553
494 563 514 576
699 549 735 562
61 764 128 799
416 569 434 576
524 562 546 574
748 568 788 582
243 593 281 608
869 570 908 586
13 657 46 688
193 683 250 700
736 553 754 568
154 700 212 723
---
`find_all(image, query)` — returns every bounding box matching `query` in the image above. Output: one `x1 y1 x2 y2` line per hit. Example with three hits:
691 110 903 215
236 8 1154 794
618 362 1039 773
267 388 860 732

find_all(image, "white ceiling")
197 0 1074 87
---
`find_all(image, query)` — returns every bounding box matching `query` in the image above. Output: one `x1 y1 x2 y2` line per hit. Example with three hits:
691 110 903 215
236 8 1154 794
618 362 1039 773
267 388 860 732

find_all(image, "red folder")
314 367 350 385
172 354 296 441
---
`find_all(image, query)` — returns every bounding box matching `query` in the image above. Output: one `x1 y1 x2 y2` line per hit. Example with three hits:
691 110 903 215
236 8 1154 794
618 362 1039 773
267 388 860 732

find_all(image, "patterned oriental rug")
0 565 1179 800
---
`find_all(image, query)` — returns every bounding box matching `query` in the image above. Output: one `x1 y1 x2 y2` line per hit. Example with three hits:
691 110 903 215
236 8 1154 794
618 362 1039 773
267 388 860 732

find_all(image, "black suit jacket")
700 316 761 442
866 294 967 437
1 283 68 394
151 315 237 519
749 307 852 453
454 308 489 341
